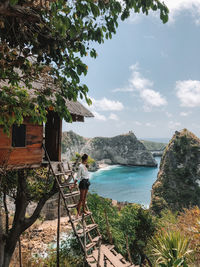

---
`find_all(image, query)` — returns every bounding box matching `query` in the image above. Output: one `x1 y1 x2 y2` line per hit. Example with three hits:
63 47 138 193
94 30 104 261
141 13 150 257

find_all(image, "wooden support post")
19 236 22 267
82 214 87 266
57 192 61 267
97 237 102 267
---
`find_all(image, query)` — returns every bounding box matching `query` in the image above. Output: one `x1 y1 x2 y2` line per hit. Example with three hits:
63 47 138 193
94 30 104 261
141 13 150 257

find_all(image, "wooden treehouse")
0 100 93 169
0 80 137 266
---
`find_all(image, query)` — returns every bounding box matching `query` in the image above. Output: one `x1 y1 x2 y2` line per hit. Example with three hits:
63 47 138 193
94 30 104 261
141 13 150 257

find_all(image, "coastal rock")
150 129 200 215
62 131 157 167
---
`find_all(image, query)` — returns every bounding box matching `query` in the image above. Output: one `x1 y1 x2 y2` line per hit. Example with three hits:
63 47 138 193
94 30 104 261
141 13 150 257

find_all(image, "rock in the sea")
150 129 200 215
62 131 157 167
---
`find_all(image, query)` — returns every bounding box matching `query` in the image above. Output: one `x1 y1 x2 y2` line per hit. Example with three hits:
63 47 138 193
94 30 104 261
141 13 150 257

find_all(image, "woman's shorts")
79 179 91 190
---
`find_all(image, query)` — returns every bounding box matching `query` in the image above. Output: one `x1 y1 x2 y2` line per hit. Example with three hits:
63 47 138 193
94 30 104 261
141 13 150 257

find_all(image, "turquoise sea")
89 157 161 207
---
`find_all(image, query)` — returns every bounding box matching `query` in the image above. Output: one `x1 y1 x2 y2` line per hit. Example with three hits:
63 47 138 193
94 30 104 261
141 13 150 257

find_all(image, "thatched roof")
65 100 93 118
0 74 94 119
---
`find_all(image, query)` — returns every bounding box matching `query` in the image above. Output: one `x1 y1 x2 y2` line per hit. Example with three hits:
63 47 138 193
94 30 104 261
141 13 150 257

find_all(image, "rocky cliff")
62 131 157 167
150 129 200 215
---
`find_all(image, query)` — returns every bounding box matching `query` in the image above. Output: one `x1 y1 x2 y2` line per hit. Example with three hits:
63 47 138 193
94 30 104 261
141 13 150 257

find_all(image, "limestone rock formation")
150 129 200 215
62 131 157 167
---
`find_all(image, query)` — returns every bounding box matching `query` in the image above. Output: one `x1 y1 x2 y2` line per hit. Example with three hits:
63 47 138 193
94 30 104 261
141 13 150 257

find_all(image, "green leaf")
9 0 18 5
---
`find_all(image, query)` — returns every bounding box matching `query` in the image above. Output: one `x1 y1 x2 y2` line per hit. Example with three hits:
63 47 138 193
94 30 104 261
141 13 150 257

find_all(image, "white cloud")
176 80 200 107
166 111 173 118
134 121 142 126
145 122 155 127
168 121 181 130
109 113 119 121
91 97 124 111
164 0 200 24
126 0 200 25
140 89 167 107
114 63 167 111
92 111 106 121
80 97 124 122
114 63 153 92
180 111 192 116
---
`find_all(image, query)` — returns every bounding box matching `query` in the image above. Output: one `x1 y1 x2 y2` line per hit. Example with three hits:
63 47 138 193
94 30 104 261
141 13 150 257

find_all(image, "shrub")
150 230 192 267
87 193 156 265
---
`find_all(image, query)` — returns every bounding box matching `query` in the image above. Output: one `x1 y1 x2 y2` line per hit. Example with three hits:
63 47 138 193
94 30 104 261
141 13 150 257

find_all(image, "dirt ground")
10 217 72 267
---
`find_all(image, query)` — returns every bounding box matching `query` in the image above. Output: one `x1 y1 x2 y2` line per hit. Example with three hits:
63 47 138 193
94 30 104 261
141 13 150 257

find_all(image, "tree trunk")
2 251 13 267
0 169 58 267
0 210 5 267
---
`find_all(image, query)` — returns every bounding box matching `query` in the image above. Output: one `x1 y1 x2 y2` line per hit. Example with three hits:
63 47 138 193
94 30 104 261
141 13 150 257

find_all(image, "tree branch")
0 4 41 22
22 181 58 231
11 170 28 230
3 191 9 235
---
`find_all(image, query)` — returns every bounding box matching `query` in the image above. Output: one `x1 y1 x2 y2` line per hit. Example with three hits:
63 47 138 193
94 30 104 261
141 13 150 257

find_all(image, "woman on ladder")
75 154 91 218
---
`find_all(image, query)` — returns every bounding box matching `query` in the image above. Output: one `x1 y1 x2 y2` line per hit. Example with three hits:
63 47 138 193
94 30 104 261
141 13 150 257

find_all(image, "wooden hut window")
12 124 26 147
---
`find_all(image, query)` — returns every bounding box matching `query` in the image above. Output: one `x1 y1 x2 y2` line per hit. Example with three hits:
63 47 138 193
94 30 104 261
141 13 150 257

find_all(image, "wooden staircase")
43 146 138 267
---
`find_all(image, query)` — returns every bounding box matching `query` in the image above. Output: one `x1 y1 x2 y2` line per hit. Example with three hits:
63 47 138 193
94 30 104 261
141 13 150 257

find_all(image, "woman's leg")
82 189 89 214
77 189 85 217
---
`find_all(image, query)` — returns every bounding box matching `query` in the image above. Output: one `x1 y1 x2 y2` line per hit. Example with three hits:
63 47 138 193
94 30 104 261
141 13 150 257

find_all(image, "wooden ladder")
43 146 102 262
43 145 137 267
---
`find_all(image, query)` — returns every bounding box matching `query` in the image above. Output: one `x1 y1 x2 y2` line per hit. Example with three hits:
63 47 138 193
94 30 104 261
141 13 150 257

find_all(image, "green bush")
150 230 192 267
87 193 156 265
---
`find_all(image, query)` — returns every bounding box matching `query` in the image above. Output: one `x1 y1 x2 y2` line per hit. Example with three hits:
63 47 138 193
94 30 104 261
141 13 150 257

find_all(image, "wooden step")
106 244 115 250
59 182 76 188
67 203 77 209
101 245 129 267
55 172 65 176
86 236 100 251
116 254 123 260
92 247 104 266
86 255 96 264
77 224 98 236
64 191 80 198
106 261 113 267
69 212 92 223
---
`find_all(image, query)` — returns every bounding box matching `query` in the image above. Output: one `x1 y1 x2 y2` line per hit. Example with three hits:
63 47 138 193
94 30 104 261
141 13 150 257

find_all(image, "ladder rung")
67 203 77 209
59 183 75 188
116 253 123 260
64 191 80 198
106 244 115 250
86 236 101 251
55 172 65 176
86 255 96 263
69 212 92 223
77 224 98 236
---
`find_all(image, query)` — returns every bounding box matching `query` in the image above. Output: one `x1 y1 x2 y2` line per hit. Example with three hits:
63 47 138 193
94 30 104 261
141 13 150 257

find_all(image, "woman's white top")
76 163 89 181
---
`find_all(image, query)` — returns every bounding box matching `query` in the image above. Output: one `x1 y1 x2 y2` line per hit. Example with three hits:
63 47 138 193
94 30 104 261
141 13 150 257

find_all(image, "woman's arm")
74 165 82 184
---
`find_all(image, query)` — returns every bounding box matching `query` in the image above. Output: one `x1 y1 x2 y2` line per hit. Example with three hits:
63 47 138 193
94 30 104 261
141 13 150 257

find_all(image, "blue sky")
63 0 200 140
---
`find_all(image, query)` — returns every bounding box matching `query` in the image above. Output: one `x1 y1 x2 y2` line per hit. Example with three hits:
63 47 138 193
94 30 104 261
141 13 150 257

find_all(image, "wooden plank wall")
45 111 62 161
0 122 43 169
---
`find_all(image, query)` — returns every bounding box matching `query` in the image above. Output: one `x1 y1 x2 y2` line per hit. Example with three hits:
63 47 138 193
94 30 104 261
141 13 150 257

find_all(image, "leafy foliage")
177 207 200 265
71 152 95 165
0 0 169 133
0 168 55 202
146 207 200 266
150 230 192 267
87 193 156 265
140 140 167 151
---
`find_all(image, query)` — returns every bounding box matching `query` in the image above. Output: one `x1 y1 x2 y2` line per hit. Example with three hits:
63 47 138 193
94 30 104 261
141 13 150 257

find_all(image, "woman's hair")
81 154 88 162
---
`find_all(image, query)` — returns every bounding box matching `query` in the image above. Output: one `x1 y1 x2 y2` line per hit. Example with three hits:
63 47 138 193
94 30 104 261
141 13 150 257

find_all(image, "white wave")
89 165 121 179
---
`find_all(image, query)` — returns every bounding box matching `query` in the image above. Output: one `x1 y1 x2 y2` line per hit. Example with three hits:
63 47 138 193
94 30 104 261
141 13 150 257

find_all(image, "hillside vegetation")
140 140 167 151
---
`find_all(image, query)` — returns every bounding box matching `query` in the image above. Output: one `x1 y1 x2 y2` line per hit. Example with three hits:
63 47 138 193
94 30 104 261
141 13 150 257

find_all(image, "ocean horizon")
89 157 161 208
